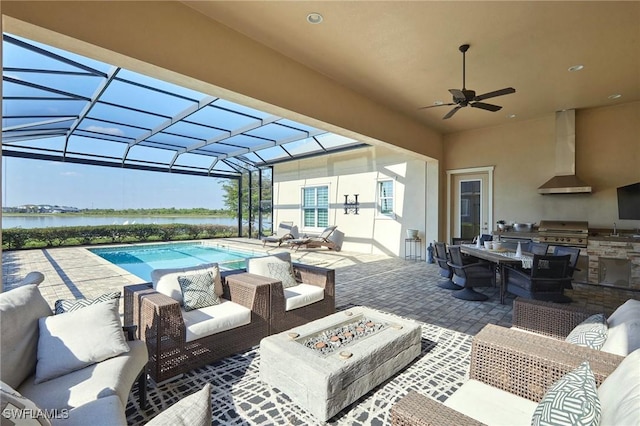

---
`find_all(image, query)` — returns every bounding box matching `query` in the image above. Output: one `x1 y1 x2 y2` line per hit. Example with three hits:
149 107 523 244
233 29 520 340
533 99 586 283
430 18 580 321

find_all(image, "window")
377 180 394 217
302 186 329 228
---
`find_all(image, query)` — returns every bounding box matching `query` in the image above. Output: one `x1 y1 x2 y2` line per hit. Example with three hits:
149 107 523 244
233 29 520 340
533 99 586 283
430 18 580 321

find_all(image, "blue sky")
3 157 227 210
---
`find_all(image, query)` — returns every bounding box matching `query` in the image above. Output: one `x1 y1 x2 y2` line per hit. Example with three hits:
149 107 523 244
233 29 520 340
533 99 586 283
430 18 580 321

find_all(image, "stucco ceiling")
183 1 640 135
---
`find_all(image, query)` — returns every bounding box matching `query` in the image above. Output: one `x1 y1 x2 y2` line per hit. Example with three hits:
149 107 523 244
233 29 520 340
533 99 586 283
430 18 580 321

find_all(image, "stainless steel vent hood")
538 110 592 194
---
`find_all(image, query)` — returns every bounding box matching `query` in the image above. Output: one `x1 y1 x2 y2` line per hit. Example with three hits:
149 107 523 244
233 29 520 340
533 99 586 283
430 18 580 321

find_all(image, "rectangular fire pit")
259 306 422 421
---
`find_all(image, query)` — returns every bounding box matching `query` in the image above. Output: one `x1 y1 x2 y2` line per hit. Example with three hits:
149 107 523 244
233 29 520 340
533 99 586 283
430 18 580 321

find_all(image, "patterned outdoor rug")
125 310 472 425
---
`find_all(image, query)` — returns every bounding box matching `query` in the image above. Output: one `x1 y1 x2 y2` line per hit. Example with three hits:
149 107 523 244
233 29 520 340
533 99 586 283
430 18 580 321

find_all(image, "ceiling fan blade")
418 103 456 110
443 106 462 119
473 87 515 101
448 89 465 102
471 102 502 112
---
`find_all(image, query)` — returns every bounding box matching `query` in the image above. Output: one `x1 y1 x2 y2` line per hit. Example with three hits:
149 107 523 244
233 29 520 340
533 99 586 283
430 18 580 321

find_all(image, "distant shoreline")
2 212 234 218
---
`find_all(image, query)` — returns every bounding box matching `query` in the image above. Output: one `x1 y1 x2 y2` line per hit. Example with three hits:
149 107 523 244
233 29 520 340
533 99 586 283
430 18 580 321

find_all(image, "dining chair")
434 242 458 289
552 246 581 288
447 246 496 301
503 254 572 303
528 242 549 255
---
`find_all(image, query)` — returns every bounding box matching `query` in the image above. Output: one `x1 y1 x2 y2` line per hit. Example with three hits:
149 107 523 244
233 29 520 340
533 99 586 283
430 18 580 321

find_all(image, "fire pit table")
259 306 422 421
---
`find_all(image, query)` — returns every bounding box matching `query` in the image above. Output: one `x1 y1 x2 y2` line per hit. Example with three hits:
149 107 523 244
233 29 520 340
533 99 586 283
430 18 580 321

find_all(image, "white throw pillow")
565 313 608 350
146 383 211 426
0 380 52 426
35 299 130 384
267 262 298 288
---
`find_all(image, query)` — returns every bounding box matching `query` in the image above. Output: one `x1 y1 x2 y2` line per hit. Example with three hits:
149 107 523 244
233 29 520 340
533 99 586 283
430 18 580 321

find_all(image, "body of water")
2 215 238 229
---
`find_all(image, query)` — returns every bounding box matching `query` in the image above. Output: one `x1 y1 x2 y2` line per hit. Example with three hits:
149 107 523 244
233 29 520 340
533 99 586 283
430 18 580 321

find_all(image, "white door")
447 167 493 243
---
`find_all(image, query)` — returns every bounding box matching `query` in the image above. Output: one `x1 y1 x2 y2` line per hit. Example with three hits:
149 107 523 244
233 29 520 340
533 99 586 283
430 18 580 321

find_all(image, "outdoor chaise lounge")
124 263 270 383
262 221 299 247
286 225 342 251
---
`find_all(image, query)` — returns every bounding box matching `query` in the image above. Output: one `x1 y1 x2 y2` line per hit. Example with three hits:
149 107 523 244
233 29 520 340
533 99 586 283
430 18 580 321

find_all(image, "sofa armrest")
512 297 597 339
138 291 186 348
122 324 138 341
391 391 484 426
292 262 335 295
471 324 624 402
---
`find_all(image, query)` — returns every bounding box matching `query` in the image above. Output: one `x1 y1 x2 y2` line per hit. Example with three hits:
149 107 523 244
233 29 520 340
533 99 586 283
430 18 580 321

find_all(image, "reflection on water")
2 215 237 229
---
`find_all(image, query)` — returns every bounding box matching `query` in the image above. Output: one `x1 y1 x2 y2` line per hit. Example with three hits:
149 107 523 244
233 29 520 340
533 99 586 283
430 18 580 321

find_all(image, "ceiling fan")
419 44 516 119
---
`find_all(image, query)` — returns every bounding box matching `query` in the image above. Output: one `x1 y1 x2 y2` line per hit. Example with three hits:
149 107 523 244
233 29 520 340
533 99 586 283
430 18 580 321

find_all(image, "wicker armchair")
391 323 625 426
246 253 336 334
124 271 270 383
511 297 600 339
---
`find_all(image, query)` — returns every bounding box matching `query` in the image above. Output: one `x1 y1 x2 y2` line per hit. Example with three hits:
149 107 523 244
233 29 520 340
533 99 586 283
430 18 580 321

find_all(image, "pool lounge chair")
262 221 299 247
287 226 341 251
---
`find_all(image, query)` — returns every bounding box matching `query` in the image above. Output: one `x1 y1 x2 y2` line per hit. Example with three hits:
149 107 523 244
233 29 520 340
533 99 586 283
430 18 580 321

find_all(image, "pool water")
89 243 252 282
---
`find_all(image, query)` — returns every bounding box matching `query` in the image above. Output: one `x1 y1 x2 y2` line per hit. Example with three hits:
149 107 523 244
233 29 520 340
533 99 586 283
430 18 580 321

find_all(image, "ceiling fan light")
306 13 323 24
568 64 584 72
507 114 516 119
608 93 622 100
434 100 444 106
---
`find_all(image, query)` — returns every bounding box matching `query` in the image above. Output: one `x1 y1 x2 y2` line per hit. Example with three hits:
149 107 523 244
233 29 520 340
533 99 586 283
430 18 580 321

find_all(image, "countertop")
494 229 640 243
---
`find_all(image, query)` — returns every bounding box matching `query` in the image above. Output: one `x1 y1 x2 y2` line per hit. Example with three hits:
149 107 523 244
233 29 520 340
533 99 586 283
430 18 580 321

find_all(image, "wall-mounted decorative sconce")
343 194 359 214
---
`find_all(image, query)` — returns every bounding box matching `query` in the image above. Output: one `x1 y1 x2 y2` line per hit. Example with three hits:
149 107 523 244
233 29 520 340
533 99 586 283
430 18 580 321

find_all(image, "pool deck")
1 238 390 310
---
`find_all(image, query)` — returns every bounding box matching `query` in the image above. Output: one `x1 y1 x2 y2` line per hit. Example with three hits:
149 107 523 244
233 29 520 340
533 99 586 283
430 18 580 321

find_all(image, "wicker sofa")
391 323 638 425
245 252 336 334
124 264 270 383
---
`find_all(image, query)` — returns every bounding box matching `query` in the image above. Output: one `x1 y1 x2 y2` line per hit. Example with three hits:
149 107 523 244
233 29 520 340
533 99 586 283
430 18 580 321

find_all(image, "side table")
405 238 422 261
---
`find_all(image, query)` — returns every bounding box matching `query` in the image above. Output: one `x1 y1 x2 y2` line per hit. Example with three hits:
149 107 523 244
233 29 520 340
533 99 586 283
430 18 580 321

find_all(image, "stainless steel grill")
537 220 589 247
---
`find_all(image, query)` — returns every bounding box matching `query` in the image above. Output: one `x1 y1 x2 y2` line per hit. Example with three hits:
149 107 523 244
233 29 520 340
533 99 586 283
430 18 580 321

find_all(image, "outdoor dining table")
459 244 534 304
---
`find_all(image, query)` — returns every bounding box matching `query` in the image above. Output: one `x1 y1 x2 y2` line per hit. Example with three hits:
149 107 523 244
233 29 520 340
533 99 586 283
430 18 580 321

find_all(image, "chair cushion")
1 380 52 426
19 340 147 410
565 313 608 350
54 291 121 315
601 299 640 356
531 361 601 426
181 299 251 343
444 379 537 425
152 263 222 305
284 284 325 311
267 262 298 288
0 284 53 389
246 253 292 276
35 299 130 384
598 348 640 426
146 384 212 426
178 271 220 311
61 395 126 426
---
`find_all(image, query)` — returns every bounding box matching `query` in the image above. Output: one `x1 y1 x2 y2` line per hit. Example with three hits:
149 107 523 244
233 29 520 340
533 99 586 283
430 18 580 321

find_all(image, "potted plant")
496 220 507 231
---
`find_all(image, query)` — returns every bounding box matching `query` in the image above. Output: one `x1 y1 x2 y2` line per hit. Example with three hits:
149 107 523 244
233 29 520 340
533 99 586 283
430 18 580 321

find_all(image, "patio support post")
258 169 263 239
248 171 253 238
237 174 243 237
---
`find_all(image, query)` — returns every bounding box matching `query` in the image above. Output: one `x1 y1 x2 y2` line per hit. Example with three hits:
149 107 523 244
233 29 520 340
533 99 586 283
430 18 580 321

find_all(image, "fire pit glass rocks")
299 315 387 356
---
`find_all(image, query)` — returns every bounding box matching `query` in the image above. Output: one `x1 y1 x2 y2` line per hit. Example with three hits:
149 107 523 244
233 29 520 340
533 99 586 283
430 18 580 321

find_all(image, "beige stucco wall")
443 101 640 231
274 146 436 257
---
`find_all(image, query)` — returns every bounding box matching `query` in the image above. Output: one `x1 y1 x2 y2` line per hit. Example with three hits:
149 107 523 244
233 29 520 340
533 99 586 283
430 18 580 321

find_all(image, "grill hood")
538 110 592 194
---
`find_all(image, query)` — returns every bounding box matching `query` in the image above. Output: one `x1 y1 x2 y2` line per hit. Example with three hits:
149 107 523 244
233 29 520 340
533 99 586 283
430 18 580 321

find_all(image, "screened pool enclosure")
2 33 367 236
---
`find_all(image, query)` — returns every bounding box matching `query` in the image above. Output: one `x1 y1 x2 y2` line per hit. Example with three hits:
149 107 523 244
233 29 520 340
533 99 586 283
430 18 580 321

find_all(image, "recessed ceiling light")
568 64 584 72
306 13 323 24
434 100 444 106
608 93 622 100
507 114 516 119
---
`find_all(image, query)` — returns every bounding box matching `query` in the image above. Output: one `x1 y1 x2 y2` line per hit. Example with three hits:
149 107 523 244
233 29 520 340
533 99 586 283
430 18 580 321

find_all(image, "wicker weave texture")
390 390 484 426
126 275 270 383
512 297 597 339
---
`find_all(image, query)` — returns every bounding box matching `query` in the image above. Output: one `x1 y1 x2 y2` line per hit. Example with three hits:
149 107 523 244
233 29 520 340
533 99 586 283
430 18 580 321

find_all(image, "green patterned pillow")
178 272 220 311
565 313 608 350
531 361 601 426
267 262 298 288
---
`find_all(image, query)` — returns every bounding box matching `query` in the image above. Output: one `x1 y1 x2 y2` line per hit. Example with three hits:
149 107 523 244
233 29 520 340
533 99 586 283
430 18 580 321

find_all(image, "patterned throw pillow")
54 291 121 315
565 313 608 350
531 361 601 426
178 272 220 311
267 262 298 288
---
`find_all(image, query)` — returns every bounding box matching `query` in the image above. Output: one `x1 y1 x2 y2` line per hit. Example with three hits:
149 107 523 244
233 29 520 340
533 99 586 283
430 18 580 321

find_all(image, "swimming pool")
89 242 254 282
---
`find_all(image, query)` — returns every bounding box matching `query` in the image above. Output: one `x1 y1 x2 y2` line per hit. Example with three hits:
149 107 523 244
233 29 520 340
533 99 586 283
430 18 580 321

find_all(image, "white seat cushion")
601 299 640 356
181 299 251 343
152 263 222 305
598 348 640 426
284 284 325 311
444 379 537 426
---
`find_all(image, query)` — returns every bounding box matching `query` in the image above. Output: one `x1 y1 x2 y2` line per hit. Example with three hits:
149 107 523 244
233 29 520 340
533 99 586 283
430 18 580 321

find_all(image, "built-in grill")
537 220 589 247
